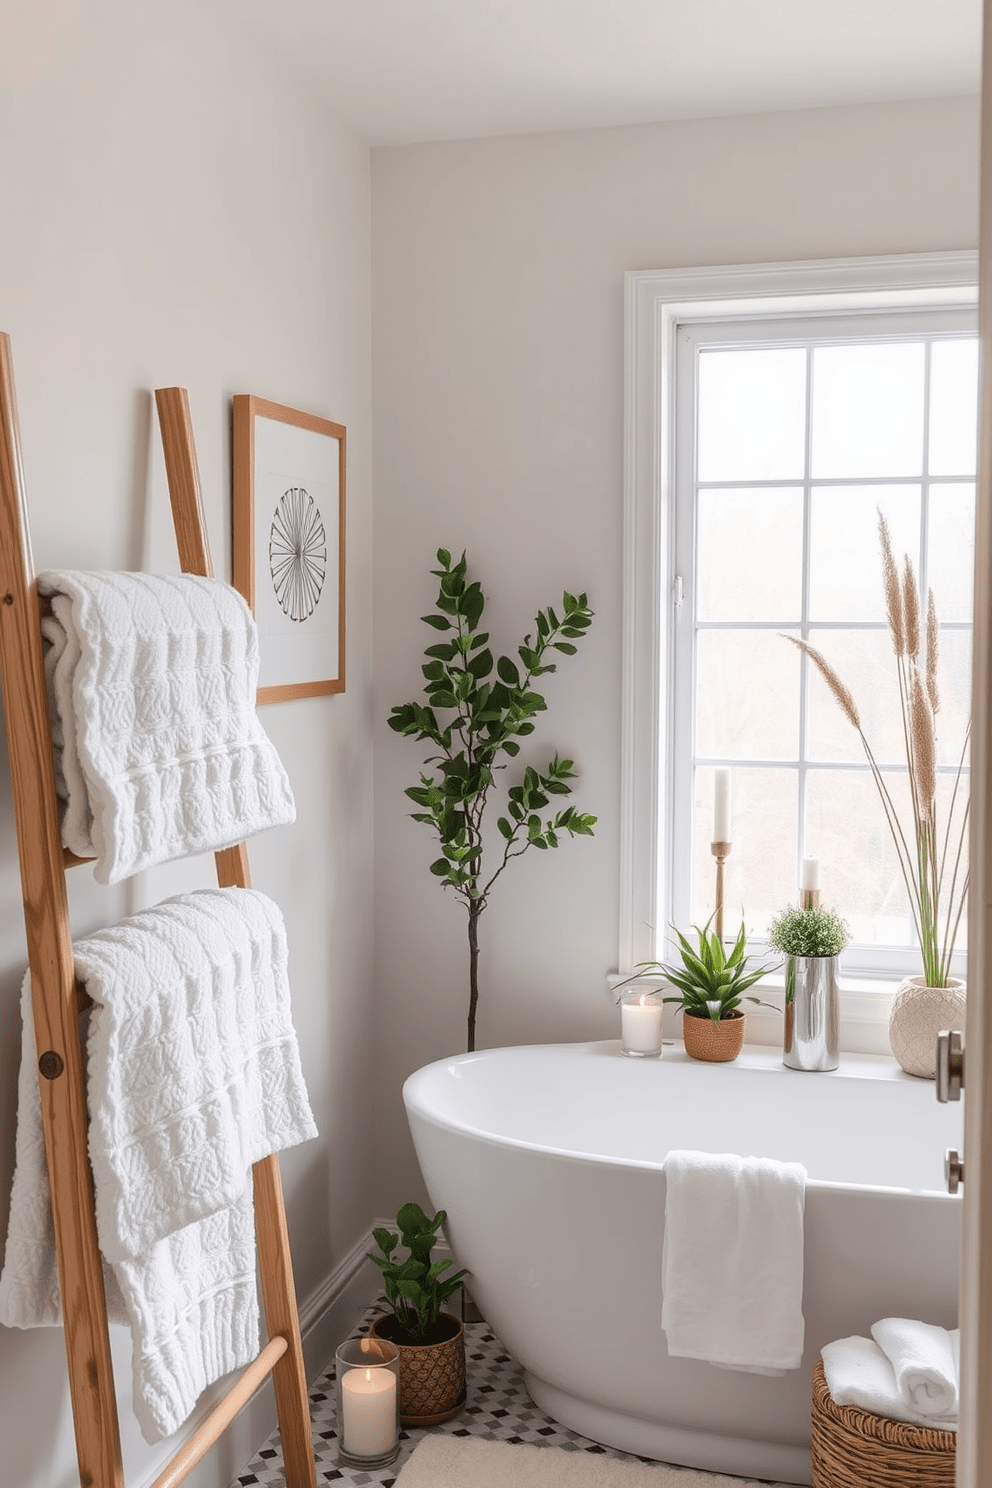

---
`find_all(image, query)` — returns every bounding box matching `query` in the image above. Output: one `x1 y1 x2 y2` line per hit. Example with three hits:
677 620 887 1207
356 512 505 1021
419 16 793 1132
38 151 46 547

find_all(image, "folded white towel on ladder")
661 1149 807 1374
870 1317 960 1423
38 570 295 884
0 888 318 1442
822 1332 958 1431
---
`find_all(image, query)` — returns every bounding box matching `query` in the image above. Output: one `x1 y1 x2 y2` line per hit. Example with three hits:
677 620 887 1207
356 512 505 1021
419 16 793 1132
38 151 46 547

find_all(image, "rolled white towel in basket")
871 1317 959 1423
822 1334 958 1431
38 570 295 884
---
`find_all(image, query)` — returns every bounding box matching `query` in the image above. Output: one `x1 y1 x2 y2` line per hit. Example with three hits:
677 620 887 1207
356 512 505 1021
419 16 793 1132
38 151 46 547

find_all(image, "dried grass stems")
784 510 969 987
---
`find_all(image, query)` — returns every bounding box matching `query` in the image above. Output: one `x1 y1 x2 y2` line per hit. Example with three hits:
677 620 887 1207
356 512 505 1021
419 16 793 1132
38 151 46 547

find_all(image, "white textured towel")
0 889 317 1442
822 1333 958 1432
871 1317 960 1423
38 570 295 884
661 1150 806 1374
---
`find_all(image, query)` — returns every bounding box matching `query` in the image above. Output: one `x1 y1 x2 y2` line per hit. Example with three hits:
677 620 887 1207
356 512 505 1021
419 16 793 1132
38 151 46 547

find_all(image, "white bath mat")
394 1435 783 1487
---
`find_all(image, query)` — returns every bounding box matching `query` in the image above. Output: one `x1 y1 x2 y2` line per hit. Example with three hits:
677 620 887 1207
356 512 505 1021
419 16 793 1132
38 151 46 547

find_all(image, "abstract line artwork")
233 394 346 702
269 486 327 622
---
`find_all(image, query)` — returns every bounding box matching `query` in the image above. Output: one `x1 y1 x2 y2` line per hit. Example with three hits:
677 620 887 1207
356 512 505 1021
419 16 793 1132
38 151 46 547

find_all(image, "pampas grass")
785 510 969 988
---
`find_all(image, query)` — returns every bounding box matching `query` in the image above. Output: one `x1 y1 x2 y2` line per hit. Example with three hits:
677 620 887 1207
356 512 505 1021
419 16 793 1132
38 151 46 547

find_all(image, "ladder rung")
147 1336 290 1488
63 848 95 868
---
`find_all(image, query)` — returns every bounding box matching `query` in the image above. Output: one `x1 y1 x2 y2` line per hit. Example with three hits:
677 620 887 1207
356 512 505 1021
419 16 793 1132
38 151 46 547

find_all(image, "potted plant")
785 512 969 1076
388 549 596 1052
621 919 776 1063
768 904 849 1072
368 1202 469 1424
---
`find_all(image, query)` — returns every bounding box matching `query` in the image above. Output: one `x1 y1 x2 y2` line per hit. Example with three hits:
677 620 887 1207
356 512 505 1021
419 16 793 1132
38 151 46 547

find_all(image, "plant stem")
467 898 482 1053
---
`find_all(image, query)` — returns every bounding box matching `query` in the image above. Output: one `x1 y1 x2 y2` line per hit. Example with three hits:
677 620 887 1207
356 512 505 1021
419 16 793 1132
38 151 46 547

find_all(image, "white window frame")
621 253 978 1007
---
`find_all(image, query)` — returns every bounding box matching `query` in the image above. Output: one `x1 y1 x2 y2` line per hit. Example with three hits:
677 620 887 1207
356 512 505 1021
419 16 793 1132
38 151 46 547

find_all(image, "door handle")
945 1148 965 1194
936 1030 965 1103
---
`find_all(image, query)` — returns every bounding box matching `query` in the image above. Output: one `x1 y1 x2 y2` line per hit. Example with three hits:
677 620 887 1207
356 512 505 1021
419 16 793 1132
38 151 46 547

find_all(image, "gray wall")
0 3 374 1484
370 96 981 1212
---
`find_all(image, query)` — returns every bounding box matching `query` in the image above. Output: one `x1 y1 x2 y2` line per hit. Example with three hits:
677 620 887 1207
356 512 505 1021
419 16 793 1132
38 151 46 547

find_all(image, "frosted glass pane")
697 488 802 621
809 486 920 622
697 632 799 760
698 348 806 483
805 769 914 947
811 343 925 478
928 483 975 623
929 339 979 476
692 766 797 936
805 630 905 766
932 628 972 769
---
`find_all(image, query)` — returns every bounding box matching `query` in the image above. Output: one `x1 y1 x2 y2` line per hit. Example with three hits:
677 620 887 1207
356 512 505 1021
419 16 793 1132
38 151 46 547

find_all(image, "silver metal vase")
783 954 840 1071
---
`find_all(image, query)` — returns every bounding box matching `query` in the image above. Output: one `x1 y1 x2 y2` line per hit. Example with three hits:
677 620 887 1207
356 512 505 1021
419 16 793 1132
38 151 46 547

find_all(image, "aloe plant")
622 919 777 1027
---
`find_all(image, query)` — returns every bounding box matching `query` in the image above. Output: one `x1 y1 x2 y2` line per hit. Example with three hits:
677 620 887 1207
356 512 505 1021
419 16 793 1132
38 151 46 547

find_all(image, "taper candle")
713 768 731 843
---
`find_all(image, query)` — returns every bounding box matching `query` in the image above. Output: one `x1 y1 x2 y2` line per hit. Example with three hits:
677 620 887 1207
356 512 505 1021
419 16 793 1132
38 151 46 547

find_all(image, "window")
622 255 979 990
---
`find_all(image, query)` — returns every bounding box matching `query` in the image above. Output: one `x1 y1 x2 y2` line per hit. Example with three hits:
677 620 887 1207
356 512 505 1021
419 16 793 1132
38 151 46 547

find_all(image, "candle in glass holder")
713 768 731 843
620 989 663 1057
341 1366 397 1458
801 857 820 892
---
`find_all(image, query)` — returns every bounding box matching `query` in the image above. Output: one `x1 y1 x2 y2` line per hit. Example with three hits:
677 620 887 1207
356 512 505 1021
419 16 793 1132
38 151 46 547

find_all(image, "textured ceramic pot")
681 1009 745 1062
888 976 966 1079
369 1312 466 1424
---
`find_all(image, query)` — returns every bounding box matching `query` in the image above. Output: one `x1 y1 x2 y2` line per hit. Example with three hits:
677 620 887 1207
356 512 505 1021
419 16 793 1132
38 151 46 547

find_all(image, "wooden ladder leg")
0 333 125 1488
154 385 316 1488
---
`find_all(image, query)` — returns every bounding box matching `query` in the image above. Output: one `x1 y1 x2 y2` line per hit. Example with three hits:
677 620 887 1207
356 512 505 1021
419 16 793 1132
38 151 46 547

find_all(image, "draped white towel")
870 1317 960 1423
38 570 295 884
661 1150 806 1374
822 1333 958 1432
0 889 317 1443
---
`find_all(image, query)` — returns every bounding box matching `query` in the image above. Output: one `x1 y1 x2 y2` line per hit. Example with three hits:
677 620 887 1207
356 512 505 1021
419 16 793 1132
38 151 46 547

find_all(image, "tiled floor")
231 1302 786 1487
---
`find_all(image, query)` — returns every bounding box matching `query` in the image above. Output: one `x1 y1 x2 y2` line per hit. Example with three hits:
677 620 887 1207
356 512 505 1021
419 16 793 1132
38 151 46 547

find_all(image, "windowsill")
608 968 902 1058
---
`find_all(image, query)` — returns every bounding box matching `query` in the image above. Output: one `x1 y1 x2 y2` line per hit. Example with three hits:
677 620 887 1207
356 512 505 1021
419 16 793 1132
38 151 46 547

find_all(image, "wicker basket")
810 1359 956 1488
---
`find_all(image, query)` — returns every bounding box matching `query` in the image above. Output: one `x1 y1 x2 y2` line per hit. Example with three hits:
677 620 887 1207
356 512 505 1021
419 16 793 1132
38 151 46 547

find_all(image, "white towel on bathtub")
38 570 295 884
870 1317 960 1423
822 1333 958 1431
661 1149 806 1374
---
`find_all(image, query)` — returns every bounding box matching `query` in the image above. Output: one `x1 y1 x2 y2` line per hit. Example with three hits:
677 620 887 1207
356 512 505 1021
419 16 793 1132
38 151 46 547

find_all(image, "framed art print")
232 394 346 703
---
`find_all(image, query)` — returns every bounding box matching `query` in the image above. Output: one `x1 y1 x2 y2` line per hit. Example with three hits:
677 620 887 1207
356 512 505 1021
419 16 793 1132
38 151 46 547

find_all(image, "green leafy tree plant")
369 1203 468 1344
388 548 596 1052
619 919 778 1027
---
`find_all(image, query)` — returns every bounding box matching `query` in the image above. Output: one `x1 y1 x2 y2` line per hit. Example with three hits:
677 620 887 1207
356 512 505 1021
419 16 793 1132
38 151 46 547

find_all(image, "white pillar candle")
341 1366 397 1458
621 995 663 1054
801 856 820 892
713 767 731 843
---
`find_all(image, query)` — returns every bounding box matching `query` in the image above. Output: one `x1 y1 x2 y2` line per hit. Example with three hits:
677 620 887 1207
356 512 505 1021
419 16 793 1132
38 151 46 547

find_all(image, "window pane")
697 348 806 482
811 343 925 478
929 339 979 476
805 768 914 947
692 766 797 935
697 488 803 621
809 486 921 622
928 483 975 623
933 628 972 769
805 629 905 766
696 631 800 760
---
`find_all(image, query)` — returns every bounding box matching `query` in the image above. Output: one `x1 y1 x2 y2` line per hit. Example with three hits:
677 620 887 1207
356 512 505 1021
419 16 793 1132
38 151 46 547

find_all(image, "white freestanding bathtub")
403 1040 963 1486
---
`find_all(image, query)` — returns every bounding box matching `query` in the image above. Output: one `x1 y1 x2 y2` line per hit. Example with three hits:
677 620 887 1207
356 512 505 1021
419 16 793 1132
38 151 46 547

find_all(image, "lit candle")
621 994 663 1055
713 768 731 843
801 857 820 892
341 1366 397 1458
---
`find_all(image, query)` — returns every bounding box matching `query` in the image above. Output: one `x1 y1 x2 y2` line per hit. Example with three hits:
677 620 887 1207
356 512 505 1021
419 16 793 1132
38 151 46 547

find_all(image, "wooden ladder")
0 333 317 1488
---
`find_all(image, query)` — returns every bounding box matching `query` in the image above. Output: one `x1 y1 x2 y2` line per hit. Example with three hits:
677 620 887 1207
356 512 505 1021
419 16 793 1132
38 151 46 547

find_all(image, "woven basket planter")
810 1359 955 1488
370 1312 466 1425
682 1009 745 1062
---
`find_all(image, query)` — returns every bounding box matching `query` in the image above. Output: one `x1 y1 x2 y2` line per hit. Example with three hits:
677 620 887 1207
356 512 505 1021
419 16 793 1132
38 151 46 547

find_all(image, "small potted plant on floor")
368 1202 469 1424
621 919 776 1062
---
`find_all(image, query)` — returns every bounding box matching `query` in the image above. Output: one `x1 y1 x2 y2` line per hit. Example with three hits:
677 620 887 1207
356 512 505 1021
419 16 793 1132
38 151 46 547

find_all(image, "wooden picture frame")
232 394 346 703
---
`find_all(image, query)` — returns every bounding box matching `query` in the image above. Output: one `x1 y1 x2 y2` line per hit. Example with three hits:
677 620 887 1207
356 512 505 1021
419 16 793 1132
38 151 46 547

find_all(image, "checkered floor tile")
230 1302 789 1487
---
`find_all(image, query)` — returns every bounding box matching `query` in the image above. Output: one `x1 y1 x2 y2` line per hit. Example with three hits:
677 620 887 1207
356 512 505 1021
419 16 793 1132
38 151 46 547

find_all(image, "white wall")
0 2 374 1485
370 96 981 1211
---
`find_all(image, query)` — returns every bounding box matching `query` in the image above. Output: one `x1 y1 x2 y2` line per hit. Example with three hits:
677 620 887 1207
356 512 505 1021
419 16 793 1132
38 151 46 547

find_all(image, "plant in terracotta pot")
784 512 969 1078
768 904 849 1072
368 1202 468 1424
622 920 777 1063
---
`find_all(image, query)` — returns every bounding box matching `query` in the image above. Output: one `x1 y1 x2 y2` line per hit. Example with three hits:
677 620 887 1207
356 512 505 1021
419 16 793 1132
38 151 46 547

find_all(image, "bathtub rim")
403 1038 962 1201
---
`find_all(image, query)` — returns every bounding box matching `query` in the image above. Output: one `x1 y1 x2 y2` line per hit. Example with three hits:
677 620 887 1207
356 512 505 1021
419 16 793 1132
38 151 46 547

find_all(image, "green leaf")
436 548 452 568
421 613 451 631
429 858 451 877
497 655 521 686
